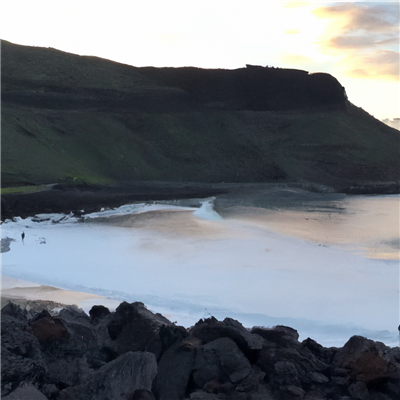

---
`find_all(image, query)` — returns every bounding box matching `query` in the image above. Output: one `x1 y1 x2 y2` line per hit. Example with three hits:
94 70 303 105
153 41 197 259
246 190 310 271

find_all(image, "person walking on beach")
21 232 25 244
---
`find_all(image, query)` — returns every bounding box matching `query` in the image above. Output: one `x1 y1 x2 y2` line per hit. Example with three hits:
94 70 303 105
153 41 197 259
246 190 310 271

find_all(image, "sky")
1 0 399 120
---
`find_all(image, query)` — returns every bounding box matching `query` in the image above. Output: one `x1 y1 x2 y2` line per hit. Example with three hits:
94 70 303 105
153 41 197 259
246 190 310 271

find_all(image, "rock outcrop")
2 301 399 400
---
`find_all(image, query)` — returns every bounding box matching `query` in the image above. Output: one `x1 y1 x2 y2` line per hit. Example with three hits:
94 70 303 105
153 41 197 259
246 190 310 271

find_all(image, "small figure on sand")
21 232 25 244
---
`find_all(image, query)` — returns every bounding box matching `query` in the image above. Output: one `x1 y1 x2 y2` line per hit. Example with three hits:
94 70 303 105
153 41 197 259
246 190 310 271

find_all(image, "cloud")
327 35 399 50
284 29 300 35
313 2 399 80
344 50 399 80
313 3 399 33
281 53 314 65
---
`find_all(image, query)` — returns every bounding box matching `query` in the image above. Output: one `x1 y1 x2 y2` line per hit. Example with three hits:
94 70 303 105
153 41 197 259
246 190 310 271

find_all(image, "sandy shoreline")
2 195 398 310
1 194 398 347
1 276 121 314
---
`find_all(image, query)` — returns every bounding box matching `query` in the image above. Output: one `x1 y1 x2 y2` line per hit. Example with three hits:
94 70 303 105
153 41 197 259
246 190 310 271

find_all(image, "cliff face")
1 40 399 189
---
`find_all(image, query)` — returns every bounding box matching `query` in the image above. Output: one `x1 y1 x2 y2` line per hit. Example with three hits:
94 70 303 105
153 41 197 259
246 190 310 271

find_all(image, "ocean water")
1 187 399 347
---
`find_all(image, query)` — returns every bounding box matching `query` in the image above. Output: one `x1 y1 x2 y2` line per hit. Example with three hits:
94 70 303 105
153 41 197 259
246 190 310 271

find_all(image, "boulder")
192 337 252 389
255 332 339 400
302 337 338 366
189 317 265 361
30 312 70 343
2 302 28 322
3 300 400 400
40 384 59 399
251 326 299 348
347 381 369 399
106 302 171 358
187 391 220 399
1 384 48 400
89 305 111 322
274 384 306 400
128 389 156 400
332 336 400 387
1 305 45 397
58 351 157 400
158 323 189 355
153 336 200 400
43 353 92 389
58 306 116 368
1 351 46 399
24 306 112 389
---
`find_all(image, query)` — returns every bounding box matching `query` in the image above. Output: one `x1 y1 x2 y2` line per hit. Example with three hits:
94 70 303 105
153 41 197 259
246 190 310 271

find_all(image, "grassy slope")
1 40 399 189
3 103 398 188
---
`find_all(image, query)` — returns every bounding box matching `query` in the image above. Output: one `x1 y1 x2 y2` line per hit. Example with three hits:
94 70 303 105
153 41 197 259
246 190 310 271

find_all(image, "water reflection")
212 188 399 260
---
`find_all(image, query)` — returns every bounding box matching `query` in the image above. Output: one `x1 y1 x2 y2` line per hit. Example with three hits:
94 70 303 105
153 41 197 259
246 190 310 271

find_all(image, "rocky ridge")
2 301 399 400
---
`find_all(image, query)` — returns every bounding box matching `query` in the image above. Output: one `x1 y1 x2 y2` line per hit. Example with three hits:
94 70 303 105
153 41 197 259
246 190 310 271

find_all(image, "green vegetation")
0 185 48 195
1 40 399 190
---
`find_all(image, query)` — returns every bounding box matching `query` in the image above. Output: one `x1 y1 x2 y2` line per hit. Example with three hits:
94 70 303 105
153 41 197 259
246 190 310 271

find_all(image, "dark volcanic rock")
128 389 156 400
332 336 400 392
255 326 341 399
107 301 171 359
58 351 157 400
2 301 28 321
30 314 70 343
192 337 252 389
302 337 338 366
2 384 49 400
89 304 111 322
158 323 189 355
154 336 200 400
2 302 400 400
189 317 265 361
1 304 45 397
251 325 300 348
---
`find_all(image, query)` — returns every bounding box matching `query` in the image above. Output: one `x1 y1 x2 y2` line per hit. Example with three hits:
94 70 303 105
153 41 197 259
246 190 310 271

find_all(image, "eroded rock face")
2 302 400 400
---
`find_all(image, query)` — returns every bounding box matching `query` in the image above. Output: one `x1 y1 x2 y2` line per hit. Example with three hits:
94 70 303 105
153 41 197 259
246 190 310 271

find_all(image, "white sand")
1 276 121 313
1 197 398 346
2 276 42 289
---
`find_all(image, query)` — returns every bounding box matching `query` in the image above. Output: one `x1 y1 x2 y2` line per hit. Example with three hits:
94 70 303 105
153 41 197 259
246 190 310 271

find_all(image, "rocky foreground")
2 301 399 400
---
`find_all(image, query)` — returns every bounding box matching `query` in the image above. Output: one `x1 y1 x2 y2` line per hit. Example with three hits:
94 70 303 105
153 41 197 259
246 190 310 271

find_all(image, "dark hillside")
1 40 399 190
138 66 346 111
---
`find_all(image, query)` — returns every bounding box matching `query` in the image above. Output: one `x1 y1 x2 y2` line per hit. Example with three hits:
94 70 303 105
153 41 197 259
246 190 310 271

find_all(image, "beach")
1 276 122 314
1 189 399 347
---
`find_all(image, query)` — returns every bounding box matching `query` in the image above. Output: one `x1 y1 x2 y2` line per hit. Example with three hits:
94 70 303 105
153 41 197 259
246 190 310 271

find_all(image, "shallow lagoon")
1 187 399 347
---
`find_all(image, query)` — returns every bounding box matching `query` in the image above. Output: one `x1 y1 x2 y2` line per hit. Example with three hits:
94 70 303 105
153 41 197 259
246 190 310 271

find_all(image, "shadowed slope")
1 40 399 188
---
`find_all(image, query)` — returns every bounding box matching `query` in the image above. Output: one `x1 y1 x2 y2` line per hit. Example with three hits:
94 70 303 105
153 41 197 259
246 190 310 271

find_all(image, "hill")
1 40 399 191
